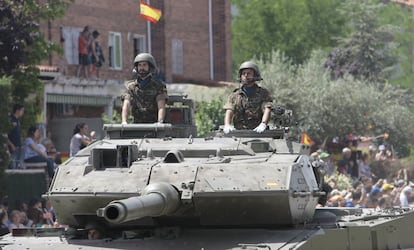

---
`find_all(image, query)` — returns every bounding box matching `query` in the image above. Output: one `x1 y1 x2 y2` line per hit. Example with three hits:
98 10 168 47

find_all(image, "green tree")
195 98 225 137
0 0 67 119
232 0 347 69
378 2 414 88
258 50 414 157
324 0 398 82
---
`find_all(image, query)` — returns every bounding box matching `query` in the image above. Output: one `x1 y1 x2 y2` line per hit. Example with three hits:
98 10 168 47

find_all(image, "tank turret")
45 103 324 229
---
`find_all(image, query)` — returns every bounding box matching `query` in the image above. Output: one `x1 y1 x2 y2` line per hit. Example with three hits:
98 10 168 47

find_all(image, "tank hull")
2 209 414 250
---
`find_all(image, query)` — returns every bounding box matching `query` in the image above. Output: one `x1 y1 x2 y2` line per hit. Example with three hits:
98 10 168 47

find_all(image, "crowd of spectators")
312 134 413 209
75 26 104 80
0 196 59 236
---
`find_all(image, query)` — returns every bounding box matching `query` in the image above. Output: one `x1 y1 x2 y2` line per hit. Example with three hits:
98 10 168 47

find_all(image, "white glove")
223 124 235 134
253 123 267 133
121 122 127 125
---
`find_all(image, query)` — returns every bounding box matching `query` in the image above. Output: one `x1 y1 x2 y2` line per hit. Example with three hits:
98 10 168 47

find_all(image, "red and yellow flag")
140 2 162 23
301 132 314 145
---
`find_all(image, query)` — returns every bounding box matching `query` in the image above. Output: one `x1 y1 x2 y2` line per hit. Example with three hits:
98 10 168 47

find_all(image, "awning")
47 94 114 106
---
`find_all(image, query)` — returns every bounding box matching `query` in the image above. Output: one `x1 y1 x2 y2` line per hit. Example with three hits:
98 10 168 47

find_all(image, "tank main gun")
96 182 180 224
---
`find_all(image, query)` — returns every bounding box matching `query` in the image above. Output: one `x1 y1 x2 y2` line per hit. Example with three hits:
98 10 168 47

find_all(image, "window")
133 35 146 57
108 32 122 69
172 39 183 74
60 26 83 65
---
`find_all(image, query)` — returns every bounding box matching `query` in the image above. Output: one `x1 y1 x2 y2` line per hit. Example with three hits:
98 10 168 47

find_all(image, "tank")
1 96 414 250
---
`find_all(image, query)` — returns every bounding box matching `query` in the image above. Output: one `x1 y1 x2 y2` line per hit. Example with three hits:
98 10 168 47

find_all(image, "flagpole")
146 0 152 54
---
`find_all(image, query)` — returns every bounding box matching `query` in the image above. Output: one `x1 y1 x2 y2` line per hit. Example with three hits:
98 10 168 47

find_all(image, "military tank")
1 96 414 250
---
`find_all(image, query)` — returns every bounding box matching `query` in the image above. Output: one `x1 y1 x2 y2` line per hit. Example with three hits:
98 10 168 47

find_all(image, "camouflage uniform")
121 79 168 123
223 84 273 129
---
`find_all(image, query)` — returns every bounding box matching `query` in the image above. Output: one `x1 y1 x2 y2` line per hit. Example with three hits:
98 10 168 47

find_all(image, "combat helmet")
133 53 157 72
238 61 263 82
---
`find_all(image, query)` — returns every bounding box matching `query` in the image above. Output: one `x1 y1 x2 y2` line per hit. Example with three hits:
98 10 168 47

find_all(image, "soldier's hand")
121 122 127 125
223 125 235 134
253 123 267 133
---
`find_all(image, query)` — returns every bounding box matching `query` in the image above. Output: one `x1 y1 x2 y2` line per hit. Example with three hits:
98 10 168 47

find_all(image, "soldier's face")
241 68 255 85
137 61 150 76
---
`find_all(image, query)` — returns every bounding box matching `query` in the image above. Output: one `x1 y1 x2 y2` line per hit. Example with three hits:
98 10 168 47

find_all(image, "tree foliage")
194 98 225 137
232 0 347 69
258 50 414 157
0 0 66 75
378 2 414 88
324 0 398 82
0 0 67 120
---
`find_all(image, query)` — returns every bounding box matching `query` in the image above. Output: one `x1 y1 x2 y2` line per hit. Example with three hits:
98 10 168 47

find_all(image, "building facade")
38 0 232 152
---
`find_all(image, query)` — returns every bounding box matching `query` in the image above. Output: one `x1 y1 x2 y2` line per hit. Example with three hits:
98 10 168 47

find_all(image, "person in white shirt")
69 123 95 157
399 186 412 207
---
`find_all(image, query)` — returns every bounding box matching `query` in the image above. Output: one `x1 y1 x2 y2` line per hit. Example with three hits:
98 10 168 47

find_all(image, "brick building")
38 0 232 152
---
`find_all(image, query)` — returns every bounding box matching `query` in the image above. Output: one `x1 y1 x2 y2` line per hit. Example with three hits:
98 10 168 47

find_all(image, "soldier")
121 53 168 124
223 61 273 133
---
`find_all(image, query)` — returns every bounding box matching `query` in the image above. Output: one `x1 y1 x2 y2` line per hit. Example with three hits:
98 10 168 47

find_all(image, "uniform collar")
241 84 258 97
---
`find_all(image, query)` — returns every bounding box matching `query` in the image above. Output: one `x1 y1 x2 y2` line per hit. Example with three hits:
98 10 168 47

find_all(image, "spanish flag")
301 132 314 145
140 2 162 23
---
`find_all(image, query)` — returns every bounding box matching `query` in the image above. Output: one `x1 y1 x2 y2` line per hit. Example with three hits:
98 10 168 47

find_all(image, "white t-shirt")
69 133 89 157
400 186 412 207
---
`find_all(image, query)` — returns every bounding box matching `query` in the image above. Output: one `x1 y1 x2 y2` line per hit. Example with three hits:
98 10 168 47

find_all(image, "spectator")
0 206 9 236
375 145 388 161
41 130 61 164
91 30 105 79
319 152 334 176
23 126 55 178
7 103 24 169
377 195 393 209
69 123 95 157
27 198 46 227
368 145 376 162
358 152 373 180
76 26 91 78
15 200 31 227
337 147 352 175
8 210 25 230
365 186 381 208
396 168 409 186
351 181 366 208
42 199 56 226
399 186 412 207
391 179 406 206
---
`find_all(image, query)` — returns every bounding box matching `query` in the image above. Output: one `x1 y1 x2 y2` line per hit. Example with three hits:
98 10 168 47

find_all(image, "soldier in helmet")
223 61 273 133
121 53 168 124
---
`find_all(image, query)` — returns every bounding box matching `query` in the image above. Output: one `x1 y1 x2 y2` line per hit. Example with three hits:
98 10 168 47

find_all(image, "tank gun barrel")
97 182 180 224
